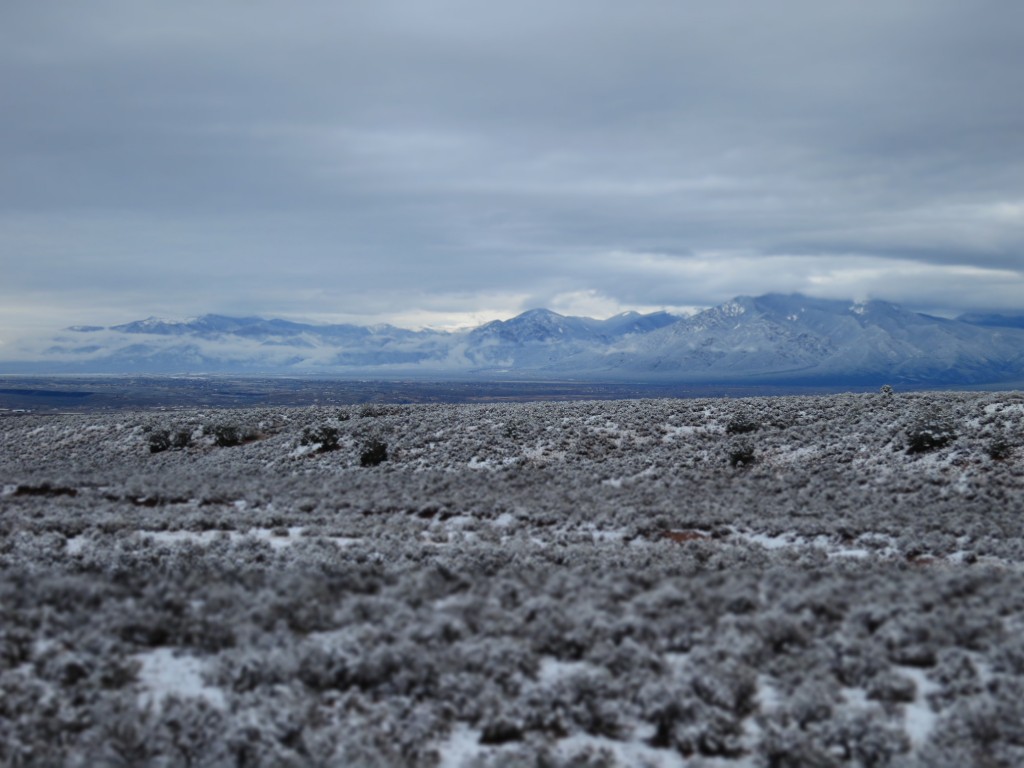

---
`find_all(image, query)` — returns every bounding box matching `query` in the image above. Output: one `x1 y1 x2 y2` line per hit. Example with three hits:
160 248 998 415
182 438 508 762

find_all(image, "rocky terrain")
2 389 1024 766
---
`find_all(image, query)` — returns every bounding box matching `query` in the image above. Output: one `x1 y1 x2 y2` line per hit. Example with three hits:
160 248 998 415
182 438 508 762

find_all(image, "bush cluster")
1 390 1023 765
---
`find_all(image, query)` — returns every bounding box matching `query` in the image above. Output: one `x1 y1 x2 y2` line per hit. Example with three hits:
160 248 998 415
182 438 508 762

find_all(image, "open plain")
2 390 1024 766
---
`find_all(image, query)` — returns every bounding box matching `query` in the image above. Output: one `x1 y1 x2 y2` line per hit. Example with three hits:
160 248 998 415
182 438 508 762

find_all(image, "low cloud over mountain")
5 294 1024 386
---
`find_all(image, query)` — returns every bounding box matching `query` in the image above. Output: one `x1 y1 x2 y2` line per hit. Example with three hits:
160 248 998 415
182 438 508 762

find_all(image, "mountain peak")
516 308 564 319
12 293 1024 384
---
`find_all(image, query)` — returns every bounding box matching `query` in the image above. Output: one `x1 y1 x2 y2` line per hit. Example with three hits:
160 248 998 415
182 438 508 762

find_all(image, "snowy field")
2 390 1024 766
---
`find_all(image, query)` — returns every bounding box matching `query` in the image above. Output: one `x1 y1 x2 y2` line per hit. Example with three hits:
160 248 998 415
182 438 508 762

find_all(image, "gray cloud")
2 0 1023 344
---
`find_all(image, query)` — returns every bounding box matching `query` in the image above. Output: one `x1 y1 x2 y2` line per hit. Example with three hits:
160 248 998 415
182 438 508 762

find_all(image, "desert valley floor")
2 390 1024 766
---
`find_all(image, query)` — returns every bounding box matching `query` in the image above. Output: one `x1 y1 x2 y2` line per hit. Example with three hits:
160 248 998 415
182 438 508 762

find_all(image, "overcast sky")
2 0 1023 342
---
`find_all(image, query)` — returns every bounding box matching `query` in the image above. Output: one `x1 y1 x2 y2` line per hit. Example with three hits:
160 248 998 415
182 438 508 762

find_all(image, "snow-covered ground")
1 390 1023 766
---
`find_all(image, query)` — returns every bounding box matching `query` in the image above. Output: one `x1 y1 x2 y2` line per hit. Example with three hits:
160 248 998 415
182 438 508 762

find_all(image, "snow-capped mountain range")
6 294 1024 385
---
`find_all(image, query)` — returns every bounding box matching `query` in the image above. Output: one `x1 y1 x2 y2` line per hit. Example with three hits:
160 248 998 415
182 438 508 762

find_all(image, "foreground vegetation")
1 390 1023 766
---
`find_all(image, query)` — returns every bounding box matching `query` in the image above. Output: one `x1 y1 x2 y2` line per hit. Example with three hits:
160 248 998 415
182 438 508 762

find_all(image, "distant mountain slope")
576 294 1024 384
958 312 1024 330
4 295 1024 385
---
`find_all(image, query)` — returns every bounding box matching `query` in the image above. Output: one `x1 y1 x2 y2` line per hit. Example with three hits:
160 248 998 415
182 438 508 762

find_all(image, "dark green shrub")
301 425 340 453
171 430 192 449
989 438 1014 461
151 429 192 452
729 445 756 468
148 430 172 454
360 405 400 418
360 441 388 466
906 423 956 454
209 425 243 447
726 419 760 435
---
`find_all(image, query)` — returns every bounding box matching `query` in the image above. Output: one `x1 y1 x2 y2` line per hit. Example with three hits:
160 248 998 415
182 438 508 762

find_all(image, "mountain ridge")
6 293 1024 386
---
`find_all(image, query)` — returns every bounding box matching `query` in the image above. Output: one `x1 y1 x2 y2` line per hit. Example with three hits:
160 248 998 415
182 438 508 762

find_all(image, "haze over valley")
5 294 1024 388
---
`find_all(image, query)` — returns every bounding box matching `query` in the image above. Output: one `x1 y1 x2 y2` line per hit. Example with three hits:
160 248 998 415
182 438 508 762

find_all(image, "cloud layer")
2 0 1023 340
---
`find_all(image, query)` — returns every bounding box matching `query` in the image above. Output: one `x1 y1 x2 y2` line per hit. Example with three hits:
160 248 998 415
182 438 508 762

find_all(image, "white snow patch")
143 527 299 549
1 484 17 497
898 666 941 751
983 403 1024 416
436 723 485 768
663 652 691 675
492 511 516 527
324 535 363 547
522 444 567 462
726 527 900 560
660 424 707 442
829 546 872 559
143 530 230 547
468 457 492 470
62 527 374 553
771 446 817 465
247 525 305 550
974 658 995 686
732 530 797 551
133 647 225 709
579 523 629 543
550 732 690 768
537 657 596 685
756 675 782 712
437 514 476 529
436 722 691 768
841 685 871 709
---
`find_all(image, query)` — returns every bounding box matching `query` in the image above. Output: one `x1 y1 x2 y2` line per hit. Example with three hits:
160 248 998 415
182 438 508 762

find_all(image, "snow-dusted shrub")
92 695 164 767
149 427 193 453
754 610 811 656
640 681 747 757
360 440 388 466
905 422 956 455
988 436 1014 461
866 669 917 704
0 627 33 670
502 418 526 440
359 404 401 418
689 655 758 719
760 722 838 768
478 710 527 745
827 636 890 689
729 442 756 468
300 425 340 453
153 695 228 767
549 669 630 739
763 707 909 767
929 677 1024 767
205 423 259 447
4 391 1024 765
929 649 983 707
148 430 172 454
878 615 940 668
726 417 760 435
171 429 193 449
